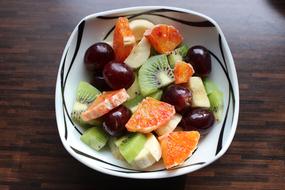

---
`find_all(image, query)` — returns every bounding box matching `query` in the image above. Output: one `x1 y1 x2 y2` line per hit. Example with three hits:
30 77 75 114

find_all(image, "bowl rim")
55 5 240 179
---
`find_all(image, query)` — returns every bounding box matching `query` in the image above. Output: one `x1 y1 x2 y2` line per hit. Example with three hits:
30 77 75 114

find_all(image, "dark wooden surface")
0 0 284 189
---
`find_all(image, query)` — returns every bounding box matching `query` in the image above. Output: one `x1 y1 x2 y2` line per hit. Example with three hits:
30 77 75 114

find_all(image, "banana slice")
132 133 161 169
188 76 210 108
124 37 151 69
155 114 182 136
129 19 154 41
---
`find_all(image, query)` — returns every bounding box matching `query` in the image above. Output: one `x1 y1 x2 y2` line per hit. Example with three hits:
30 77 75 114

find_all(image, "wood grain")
0 0 284 189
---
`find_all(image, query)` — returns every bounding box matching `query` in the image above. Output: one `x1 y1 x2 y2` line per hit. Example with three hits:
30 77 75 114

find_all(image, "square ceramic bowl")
55 6 239 179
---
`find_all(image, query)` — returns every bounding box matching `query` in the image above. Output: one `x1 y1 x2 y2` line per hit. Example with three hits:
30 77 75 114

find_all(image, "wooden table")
1 0 284 189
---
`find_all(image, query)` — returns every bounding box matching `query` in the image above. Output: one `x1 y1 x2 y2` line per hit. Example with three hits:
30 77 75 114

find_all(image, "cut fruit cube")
159 131 200 169
132 133 162 169
188 76 210 108
129 19 155 41
81 88 129 121
155 114 182 136
108 137 125 160
144 24 183 54
113 17 135 62
203 78 220 95
80 127 109 151
124 37 151 69
118 133 147 163
126 97 175 133
174 61 195 84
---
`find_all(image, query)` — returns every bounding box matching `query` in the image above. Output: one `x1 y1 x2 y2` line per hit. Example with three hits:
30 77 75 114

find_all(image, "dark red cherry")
84 42 115 71
103 62 135 90
102 106 132 136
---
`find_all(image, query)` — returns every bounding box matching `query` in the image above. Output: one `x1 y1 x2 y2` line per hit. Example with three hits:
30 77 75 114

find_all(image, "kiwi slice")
108 137 125 160
203 78 224 121
71 81 101 128
149 90 163 100
203 78 219 95
138 55 174 96
126 73 141 100
168 44 189 68
118 133 147 164
80 127 109 151
76 81 101 104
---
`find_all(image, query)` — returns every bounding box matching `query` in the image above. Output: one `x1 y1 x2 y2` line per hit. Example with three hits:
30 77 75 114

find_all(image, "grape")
103 62 135 90
84 42 115 71
162 85 192 113
91 71 111 91
184 46 211 77
102 106 132 136
180 108 215 131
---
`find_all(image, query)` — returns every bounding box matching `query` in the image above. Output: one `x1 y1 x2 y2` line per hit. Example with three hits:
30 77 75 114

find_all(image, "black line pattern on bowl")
59 9 237 174
61 20 86 138
70 146 205 173
208 42 236 155
60 51 69 139
98 8 214 40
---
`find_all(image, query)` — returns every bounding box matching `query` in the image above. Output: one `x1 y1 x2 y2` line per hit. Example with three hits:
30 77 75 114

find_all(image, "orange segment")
174 61 195 84
159 131 200 169
126 97 175 133
81 88 129 121
144 24 183 54
113 17 135 62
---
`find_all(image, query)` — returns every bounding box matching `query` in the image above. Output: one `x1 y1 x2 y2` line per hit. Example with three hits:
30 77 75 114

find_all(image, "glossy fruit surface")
162 85 192 113
113 17 135 62
184 46 211 77
103 62 135 90
84 42 115 71
159 131 200 169
126 97 175 133
144 24 183 54
81 89 129 121
180 108 215 130
174 61 195 84
103 105 132 136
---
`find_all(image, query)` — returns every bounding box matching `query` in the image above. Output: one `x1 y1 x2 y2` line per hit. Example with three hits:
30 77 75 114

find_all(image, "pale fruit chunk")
132 133 162 169
155 114 182 136
188 77 210 108
124 37 151 69
129 19 154 41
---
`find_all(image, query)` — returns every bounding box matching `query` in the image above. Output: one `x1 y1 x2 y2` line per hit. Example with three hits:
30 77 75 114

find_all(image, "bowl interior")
55 6 239 179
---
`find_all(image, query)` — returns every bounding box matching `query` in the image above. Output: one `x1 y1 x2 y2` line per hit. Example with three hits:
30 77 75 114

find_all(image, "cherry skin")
103 62 135 90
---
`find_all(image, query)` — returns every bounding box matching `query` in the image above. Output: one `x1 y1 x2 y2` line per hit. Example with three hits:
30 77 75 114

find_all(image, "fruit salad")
71 17 224 169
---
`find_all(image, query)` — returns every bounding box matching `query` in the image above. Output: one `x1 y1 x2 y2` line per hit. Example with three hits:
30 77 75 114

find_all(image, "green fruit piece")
203 78 220 95
208 90 224 121
71 81 102 128
149 90 163 100
80 127 109 151
123 95 144 113
127 73 140 100
138 55 174 96
76 81 101 104
168 44 189 68
118 133 147 164
108 137 125 160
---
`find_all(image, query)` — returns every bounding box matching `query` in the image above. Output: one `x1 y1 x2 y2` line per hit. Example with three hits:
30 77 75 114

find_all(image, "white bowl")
55 6 239 179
